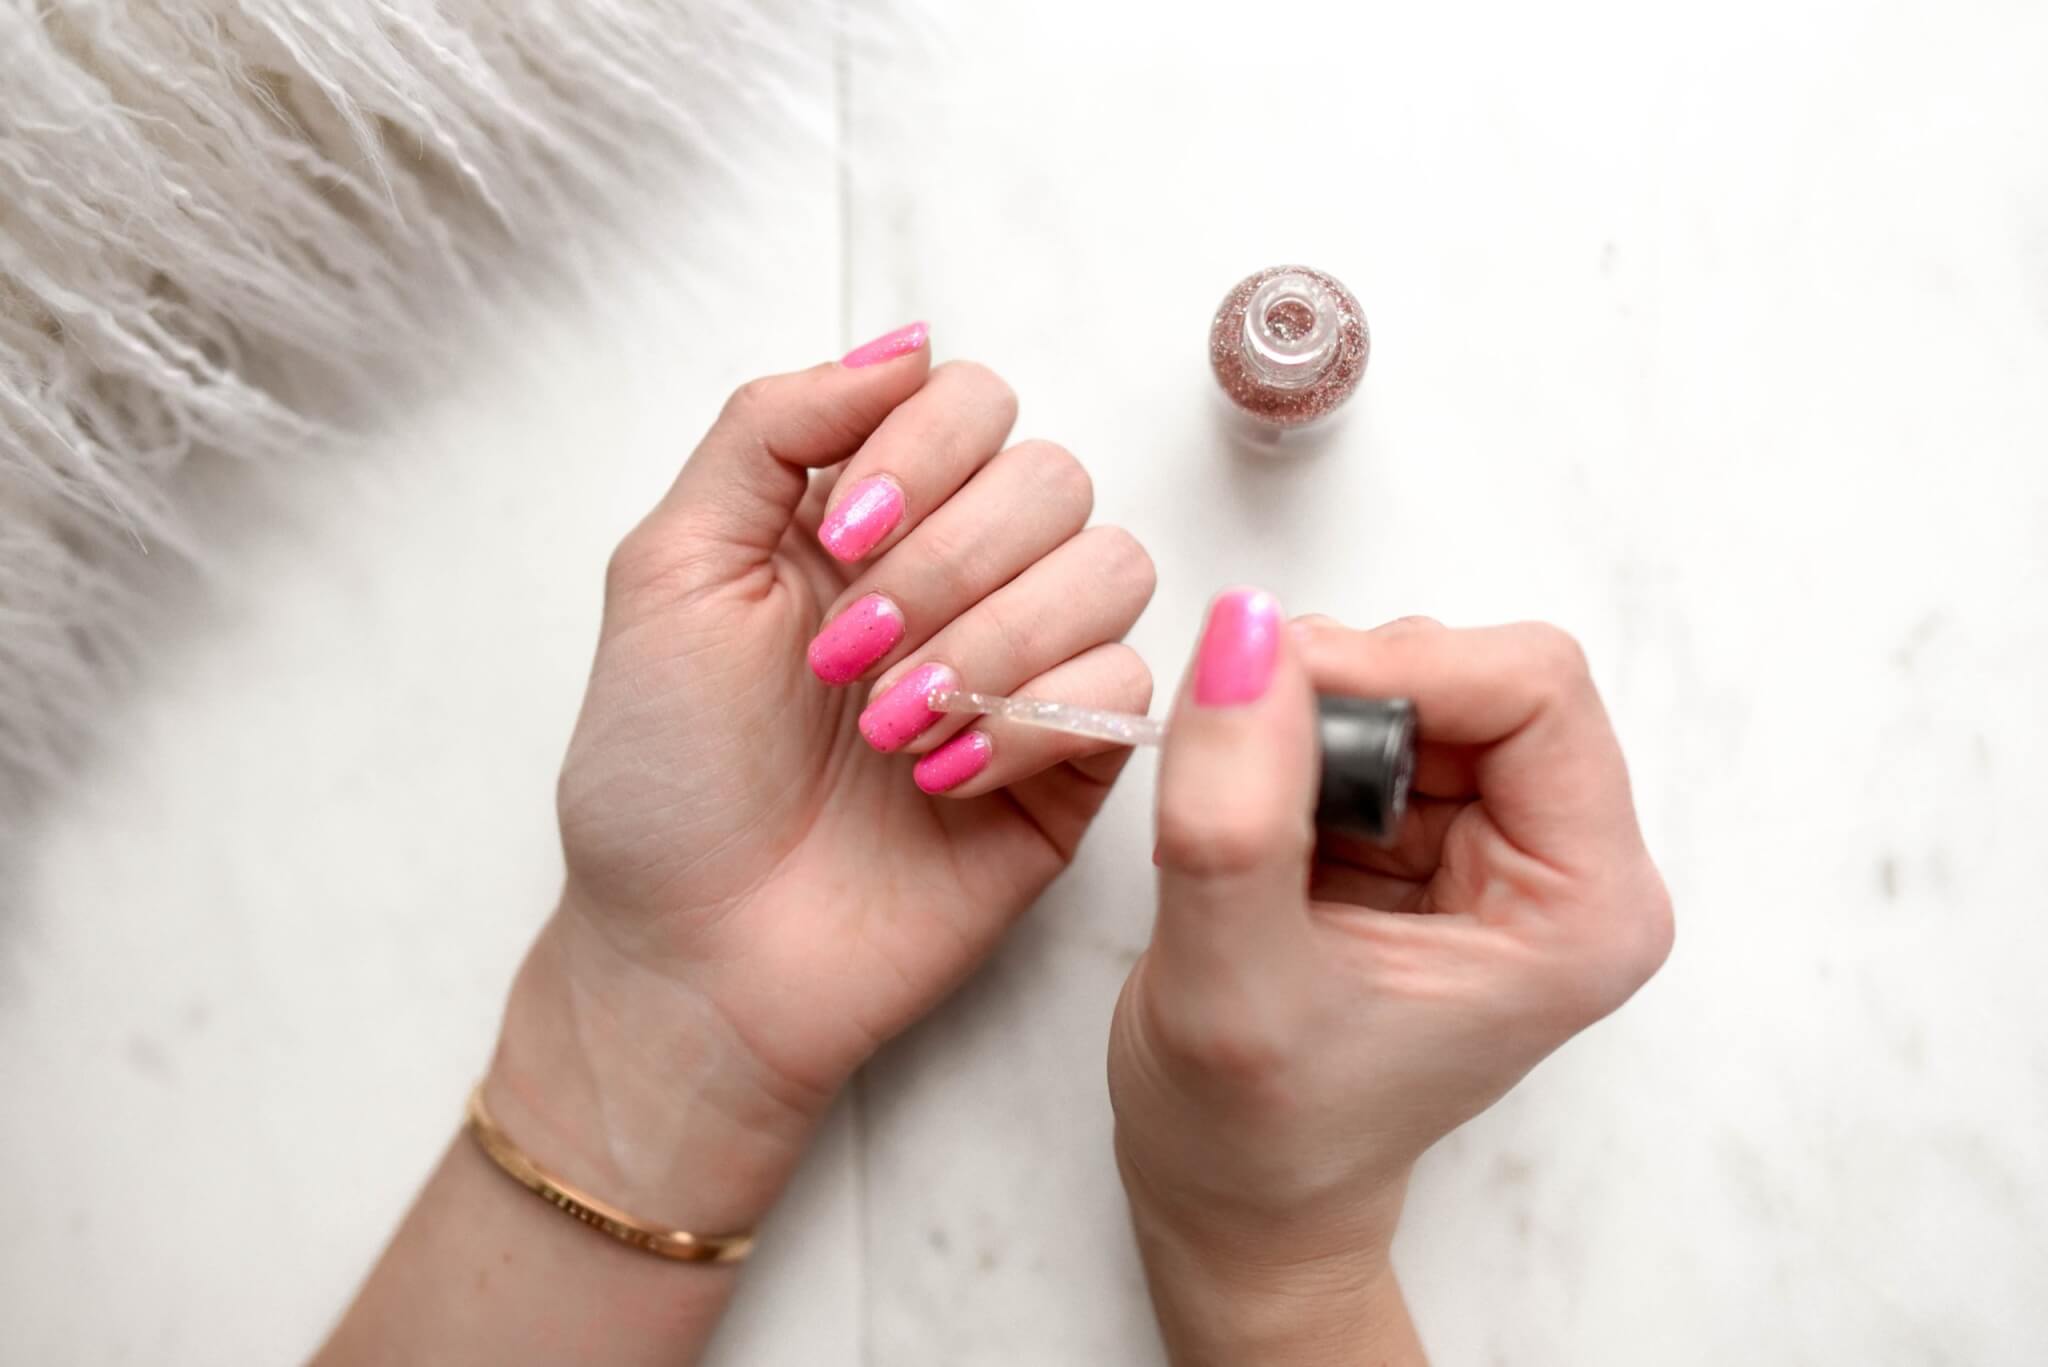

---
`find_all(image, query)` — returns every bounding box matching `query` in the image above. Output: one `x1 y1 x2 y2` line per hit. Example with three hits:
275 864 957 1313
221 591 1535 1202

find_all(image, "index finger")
1294 619 1646 876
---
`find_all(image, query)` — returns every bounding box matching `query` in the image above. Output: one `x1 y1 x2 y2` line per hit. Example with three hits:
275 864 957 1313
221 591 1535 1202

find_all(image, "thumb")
653 324 932 566
1150 588 1321 1010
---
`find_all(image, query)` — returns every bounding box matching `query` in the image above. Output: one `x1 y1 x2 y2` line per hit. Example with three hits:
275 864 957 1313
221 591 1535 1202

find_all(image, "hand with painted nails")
315 325 1157 1366
1107 595 1673 1365
555 326 1150 1105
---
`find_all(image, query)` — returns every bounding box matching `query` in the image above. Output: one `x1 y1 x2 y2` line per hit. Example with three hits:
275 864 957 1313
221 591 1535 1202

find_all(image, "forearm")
314 1130 744 1365
316 912 817 1366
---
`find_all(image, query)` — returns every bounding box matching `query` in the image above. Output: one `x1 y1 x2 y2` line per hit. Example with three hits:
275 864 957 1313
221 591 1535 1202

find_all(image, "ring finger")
910 642 1153 797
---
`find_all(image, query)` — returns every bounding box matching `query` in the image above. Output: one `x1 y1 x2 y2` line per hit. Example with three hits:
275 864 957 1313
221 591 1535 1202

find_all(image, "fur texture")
0 0 825 819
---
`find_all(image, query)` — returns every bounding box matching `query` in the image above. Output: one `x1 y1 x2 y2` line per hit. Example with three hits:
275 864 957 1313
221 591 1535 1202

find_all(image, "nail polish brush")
926 688 1416 843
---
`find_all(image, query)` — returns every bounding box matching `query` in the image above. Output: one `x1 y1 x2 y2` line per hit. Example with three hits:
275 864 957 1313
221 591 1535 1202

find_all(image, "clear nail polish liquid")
1209 265 1369 434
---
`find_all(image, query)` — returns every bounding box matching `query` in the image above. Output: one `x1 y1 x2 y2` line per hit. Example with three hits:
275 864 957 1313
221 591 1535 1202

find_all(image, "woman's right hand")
1108 592 1673 1363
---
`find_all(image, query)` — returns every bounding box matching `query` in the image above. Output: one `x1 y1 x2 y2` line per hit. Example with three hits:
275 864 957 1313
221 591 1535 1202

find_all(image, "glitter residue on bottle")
1209 264 1369 428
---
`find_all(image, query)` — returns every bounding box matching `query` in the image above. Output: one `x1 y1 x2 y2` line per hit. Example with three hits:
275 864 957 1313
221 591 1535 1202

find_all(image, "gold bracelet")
464 1083 755 1264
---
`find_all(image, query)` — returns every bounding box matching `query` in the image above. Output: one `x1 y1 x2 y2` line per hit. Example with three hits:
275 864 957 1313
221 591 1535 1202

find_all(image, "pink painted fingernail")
841 321 929 369
1193 587 1283 705
859 663 956 753
808 594 905 685
914 730 992 794
818 476 904 562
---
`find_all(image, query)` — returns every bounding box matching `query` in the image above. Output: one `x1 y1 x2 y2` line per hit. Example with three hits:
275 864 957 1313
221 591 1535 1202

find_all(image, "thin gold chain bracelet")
464 1083 756 1264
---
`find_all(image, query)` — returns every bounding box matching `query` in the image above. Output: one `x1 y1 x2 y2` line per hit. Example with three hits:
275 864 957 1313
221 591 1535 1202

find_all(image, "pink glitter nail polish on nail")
1209 267 1367 430
914 730 992 794
841 321 929 369
859 663 956 753
818 476 904 562
808 594 905 685
1194 587 1283 705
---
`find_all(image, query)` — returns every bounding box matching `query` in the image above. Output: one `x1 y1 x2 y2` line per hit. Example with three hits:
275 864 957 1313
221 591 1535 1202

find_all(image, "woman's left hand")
491 332 1156 1238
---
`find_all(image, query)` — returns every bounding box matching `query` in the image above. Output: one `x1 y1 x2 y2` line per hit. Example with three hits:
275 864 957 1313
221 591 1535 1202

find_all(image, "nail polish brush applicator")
926 689 1416 844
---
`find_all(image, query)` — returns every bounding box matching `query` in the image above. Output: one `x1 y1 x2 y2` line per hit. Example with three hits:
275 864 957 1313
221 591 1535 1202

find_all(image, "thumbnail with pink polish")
808 594 905 685
818 476 904 562
841 321 929 369
1194 588 1282 705
914 730 992 794
860 663 955 753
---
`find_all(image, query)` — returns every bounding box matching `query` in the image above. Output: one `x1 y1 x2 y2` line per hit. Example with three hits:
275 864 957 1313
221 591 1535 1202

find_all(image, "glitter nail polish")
1209 265 1368 430
818 475 904 563
859 662 955 753
808 594 906 685
914 730 992 795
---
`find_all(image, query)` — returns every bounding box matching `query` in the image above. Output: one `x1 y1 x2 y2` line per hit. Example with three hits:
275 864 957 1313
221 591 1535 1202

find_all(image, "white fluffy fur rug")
1 0 832 820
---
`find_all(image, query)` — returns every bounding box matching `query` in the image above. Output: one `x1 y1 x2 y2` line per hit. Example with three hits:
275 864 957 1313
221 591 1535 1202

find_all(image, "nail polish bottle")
1208 265 1369 433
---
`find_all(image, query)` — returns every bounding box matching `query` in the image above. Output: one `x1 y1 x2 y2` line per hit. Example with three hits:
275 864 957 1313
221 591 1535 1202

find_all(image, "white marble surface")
6 1 2048 1362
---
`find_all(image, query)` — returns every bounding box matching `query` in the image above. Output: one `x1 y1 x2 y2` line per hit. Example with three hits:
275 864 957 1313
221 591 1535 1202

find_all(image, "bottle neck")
1236 270 1342 391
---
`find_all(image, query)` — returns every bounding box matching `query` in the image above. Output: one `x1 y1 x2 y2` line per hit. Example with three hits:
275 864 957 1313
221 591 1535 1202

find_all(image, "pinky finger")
913 642 1152 798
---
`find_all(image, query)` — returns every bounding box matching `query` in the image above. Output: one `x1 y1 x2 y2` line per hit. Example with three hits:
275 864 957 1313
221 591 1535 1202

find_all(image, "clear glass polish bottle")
1209 265 1369 431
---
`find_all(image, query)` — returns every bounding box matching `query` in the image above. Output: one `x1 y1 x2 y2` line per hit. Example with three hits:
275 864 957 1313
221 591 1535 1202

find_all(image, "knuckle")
1383 613 1444 632
603 526 663 600
1156 798 1310 879
912 515 986 594
1532 955 1628 1033
1547 879 1675 1028
1633 876 1678 979
935 359 1019 422
977 591 1041 668
1087 524 1156 599
1517 622 1592 691
1105 643 1155 711
604 521 717 609
720 375 776 429
1153 1011 1292 1087
1289 615 1343 658
1012 439 1093 514
602 531 641 595
1137 981 1293 1088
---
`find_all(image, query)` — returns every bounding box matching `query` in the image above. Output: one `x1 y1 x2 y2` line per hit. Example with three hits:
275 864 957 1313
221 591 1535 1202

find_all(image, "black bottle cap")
1314 695 1417 844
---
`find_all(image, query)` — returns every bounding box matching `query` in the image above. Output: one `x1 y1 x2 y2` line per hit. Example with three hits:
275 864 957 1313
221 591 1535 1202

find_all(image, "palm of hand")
557 518 1101 1097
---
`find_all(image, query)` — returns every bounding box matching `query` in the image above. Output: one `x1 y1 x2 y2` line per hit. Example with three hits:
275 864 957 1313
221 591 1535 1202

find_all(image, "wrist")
484 899 823 1237
1116 1134 1418 1366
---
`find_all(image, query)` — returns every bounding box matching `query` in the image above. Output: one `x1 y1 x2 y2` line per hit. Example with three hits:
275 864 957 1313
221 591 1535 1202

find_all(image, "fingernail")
1194 587 1283 706
818 476 904 562
808 594 905 685
859 663 956 753
841 321 929 369
914 730 992 794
